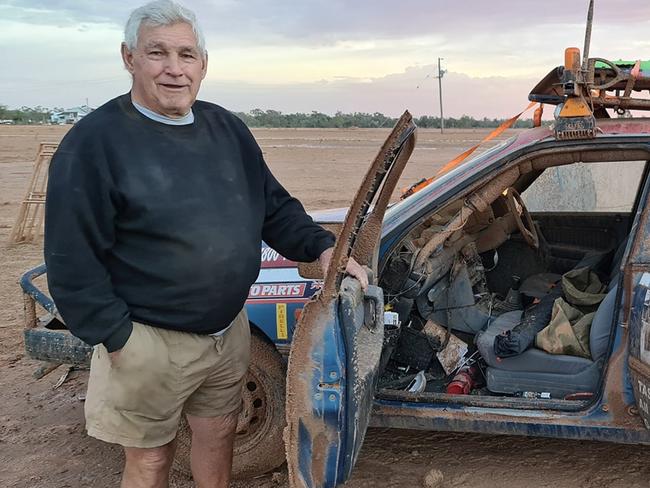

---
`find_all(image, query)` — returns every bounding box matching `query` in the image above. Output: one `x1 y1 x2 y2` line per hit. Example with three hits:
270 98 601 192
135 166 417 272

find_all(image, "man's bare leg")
186 412 238 488
121 440 176 488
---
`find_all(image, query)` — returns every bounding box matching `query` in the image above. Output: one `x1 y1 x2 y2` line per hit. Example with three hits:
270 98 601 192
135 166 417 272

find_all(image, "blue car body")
247 119 650 486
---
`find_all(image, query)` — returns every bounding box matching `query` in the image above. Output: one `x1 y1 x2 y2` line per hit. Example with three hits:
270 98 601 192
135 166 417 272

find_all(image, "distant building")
50 105 94 124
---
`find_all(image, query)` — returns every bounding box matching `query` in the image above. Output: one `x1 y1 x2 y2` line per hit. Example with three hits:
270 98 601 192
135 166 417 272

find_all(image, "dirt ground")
1 125 650 488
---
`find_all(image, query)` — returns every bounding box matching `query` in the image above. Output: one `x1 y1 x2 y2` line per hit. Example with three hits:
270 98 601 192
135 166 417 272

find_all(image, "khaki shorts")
84 310 250 448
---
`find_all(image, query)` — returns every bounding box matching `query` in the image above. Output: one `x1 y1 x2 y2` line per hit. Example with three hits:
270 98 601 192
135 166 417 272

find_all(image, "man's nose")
164 54 184 76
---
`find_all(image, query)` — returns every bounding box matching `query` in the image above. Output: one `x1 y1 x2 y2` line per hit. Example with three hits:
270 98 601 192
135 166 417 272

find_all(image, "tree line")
0 105 54 124
235 109 536 129
1 104 537 128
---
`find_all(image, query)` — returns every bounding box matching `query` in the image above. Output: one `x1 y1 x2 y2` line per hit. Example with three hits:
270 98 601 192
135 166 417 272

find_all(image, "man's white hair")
124 0 206 55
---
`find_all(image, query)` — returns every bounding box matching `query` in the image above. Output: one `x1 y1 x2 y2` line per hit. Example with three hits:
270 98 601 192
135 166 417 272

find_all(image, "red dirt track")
1 125 649 487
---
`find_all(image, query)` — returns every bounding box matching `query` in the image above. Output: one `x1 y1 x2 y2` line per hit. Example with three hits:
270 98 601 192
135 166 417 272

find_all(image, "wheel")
173 333 287 479
23 328 92 366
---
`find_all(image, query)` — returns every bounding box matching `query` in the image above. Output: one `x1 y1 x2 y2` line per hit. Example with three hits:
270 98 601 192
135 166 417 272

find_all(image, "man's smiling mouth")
160 83 187 90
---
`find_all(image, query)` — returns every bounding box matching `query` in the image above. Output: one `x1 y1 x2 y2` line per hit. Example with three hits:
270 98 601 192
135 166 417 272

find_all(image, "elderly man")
44 1 366 486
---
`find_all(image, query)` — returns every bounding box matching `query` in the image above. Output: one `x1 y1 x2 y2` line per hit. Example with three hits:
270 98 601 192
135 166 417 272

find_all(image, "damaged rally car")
20 51 650 485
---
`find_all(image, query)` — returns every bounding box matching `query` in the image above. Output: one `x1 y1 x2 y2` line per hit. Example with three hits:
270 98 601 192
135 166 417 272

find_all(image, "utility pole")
436 57 446 134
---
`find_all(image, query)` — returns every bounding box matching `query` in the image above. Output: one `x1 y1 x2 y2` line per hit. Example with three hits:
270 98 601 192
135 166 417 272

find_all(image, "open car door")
285 112 417 488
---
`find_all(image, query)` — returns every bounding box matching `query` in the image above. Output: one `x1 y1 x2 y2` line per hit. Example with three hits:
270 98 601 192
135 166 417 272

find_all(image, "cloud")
199 66 539 119
1 0 648 115
5 0 649 44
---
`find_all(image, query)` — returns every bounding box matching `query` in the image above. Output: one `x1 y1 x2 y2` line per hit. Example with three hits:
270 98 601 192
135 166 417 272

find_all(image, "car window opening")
376 146 650 409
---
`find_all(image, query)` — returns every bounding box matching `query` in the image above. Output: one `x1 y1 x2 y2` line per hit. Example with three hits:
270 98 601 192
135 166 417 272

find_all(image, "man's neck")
131 97 194 126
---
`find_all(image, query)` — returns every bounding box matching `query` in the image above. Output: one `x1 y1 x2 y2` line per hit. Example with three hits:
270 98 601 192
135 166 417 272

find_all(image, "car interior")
376 146 650 405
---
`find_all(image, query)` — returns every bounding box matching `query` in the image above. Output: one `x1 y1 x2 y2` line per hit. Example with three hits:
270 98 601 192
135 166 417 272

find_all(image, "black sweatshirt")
44 94 335 352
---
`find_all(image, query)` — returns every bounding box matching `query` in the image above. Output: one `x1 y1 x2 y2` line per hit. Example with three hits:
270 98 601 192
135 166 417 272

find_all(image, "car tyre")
172 332 287 479
23 328 92 366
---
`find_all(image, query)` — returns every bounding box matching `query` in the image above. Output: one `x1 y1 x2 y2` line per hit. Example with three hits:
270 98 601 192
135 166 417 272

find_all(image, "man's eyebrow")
143 41 167 50
143 42 198 53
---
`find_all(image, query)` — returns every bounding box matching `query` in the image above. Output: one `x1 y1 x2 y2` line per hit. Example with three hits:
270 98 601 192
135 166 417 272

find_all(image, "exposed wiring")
386 273 425 303
449 350 480 377
475 358 488 382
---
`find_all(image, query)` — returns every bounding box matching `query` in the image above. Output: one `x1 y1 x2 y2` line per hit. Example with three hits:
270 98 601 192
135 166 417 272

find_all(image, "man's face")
121 22 207 117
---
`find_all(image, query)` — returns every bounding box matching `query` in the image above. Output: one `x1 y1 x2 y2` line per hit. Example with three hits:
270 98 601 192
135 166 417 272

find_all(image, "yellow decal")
276 303 288 340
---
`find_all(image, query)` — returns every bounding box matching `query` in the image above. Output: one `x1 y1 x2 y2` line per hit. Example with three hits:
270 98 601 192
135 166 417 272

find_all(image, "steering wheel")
505 187 539 250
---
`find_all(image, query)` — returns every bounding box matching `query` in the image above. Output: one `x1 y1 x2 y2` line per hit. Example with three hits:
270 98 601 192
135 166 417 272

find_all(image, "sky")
1 0 649 118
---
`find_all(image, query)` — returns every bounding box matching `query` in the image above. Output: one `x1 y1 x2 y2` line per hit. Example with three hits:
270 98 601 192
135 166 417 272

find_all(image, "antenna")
554 0 597 140
581 0 595 72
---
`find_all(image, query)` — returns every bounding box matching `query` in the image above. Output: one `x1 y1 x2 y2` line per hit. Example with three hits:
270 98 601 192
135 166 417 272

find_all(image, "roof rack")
529 58 650 114
528 0 650 140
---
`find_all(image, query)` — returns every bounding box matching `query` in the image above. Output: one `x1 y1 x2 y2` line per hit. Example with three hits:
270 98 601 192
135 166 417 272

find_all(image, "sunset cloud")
1 0 648 117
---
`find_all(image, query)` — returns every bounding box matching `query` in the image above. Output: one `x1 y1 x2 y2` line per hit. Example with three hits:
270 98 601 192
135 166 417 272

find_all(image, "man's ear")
121 42 135 74
201 51 208 80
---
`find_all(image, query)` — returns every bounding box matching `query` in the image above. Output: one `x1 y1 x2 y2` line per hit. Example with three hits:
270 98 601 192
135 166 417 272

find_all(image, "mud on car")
21 52 650 486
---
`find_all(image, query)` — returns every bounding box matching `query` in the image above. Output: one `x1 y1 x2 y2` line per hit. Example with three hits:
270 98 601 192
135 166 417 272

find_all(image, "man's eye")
149 51 163 56
182 53 196 59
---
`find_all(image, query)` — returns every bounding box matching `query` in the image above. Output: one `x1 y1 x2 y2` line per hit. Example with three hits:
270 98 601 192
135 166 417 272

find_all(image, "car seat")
519 237 626 299
475 285 618 398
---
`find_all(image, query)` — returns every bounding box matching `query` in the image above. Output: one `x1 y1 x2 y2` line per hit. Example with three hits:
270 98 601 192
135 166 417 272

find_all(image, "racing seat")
476 285 618 398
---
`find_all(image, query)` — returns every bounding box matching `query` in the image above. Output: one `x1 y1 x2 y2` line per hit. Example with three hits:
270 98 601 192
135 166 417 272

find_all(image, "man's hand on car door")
318 247 369 291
